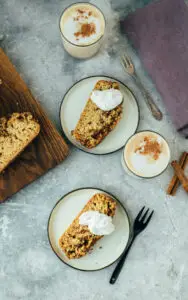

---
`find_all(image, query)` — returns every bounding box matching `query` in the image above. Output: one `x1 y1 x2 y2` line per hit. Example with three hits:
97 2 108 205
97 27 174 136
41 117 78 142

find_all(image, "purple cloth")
122 0 188 137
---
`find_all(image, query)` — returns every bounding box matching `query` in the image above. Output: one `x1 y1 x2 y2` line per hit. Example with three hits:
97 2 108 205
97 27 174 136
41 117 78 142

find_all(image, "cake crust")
72 80 123 148
59 193 116 259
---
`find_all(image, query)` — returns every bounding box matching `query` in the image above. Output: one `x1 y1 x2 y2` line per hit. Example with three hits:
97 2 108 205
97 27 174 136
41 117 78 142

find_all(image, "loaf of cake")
0 112 40 173
72 80 123 148
59 193 116 259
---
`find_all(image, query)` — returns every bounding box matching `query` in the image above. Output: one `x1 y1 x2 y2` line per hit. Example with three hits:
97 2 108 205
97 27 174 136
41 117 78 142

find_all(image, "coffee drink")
123 131 170 178
60 3 105 59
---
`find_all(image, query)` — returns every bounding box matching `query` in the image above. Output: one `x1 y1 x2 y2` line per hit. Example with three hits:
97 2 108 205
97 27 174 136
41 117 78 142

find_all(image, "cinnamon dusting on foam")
74 23 96 39
61 5 104 46
73 9 95 39
135 136 162 160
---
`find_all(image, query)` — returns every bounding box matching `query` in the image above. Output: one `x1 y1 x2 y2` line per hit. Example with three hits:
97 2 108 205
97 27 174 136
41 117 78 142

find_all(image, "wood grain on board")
0 48 69 202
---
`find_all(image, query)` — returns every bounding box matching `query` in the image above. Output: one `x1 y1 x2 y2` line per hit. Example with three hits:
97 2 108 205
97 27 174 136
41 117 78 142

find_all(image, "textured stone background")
0 0 188 299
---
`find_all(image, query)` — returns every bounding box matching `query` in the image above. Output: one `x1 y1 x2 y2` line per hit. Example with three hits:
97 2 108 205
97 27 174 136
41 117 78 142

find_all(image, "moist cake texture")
72 80 123 148
59 193 116 259
0 112 40 173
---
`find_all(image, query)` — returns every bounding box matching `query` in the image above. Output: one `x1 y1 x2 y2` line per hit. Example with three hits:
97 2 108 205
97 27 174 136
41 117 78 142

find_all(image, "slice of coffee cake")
59 193 116 259
0 112 40 173
72 80 123 148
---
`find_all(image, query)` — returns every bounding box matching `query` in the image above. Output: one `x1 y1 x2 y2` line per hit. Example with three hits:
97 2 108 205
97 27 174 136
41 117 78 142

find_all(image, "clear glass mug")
59 3 106 59
122 131 171 179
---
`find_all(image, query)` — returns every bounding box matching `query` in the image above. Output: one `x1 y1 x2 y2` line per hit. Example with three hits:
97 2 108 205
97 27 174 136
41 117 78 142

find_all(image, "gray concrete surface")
0 0 188 299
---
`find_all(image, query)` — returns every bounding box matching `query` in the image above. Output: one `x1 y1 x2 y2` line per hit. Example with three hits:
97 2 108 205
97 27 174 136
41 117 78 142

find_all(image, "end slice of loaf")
0 112 40 173
59 193 116 259
72 80 123 149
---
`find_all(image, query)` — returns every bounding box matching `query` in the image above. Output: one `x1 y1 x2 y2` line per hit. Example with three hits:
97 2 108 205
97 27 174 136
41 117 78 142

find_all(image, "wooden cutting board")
0 48 69 202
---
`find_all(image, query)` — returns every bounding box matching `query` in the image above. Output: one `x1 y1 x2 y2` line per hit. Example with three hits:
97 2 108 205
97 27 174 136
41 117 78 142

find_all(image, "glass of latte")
59 3 105 59
122 131 171 179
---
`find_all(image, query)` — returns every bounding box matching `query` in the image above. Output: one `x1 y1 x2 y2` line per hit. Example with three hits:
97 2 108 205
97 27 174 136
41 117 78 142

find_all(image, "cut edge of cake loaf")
0 112 40 173
59 193 117 259
72 80 123 148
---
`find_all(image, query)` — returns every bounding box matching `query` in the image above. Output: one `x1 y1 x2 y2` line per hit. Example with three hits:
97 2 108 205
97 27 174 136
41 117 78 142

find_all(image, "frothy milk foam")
124 131 170 178
60 4 105 46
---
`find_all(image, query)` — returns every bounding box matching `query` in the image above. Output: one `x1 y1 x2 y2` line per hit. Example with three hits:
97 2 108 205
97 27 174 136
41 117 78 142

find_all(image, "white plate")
48 188 130 271
60 76 139 154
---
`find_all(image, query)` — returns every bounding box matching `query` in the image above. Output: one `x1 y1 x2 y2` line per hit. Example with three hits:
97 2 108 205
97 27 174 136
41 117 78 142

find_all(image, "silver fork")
121 55 163 121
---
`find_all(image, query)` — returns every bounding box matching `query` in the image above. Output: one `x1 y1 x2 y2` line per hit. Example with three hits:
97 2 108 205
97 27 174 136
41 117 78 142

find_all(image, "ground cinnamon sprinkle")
77 9 84 14
74 22 96 38
74 9 86 21
135 136 161 160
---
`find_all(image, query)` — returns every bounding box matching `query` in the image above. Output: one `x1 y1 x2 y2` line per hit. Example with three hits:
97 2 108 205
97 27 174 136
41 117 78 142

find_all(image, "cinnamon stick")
167 152 188 195
171 161 188 193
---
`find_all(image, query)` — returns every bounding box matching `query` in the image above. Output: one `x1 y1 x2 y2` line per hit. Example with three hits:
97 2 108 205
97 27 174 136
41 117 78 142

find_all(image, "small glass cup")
122 130 171 179
59 3 106 59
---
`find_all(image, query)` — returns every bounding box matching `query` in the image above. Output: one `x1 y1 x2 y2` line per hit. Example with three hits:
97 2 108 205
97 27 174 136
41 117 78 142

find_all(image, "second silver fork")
121 55 163 121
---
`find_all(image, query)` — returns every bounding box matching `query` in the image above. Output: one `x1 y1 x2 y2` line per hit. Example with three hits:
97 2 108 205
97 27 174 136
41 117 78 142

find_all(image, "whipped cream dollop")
90 88 123 111
79 211 115 235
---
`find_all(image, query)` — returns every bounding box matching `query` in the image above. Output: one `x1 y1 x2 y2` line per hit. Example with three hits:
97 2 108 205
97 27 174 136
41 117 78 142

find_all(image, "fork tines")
121 54 134 75
121 55 132 66
136 206 154 226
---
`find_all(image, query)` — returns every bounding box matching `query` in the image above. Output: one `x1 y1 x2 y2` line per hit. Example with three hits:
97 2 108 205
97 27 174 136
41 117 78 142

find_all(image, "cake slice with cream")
59 193 116 259
72 80 123 148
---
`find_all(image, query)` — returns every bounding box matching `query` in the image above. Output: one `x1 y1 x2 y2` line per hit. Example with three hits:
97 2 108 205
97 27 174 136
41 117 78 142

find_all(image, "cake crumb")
88 247 93 254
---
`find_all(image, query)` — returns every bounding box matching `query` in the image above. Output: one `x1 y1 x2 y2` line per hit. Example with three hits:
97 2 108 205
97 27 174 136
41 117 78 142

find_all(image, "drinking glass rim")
123 130 171 179
59 2 106 48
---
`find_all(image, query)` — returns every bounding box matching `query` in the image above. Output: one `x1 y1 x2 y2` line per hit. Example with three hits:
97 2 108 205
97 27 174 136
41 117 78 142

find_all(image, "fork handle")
109 236 136 284
133 75 163 121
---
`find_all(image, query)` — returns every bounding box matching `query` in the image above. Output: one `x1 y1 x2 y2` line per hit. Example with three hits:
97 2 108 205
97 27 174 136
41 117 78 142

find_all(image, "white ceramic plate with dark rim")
48 188 130 271
60 76 139 155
